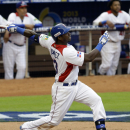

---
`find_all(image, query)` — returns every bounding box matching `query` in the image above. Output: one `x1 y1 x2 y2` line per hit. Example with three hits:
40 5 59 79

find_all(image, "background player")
93 0 130 75
0 14 11 49
3 1 43 79
7 23 109 130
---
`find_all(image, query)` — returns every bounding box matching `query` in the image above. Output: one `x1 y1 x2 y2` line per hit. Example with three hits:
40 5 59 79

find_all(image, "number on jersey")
53 60 58 74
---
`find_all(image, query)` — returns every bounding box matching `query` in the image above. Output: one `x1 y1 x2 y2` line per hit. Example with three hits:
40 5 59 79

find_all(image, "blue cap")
16 1 28 8
51 23 71 41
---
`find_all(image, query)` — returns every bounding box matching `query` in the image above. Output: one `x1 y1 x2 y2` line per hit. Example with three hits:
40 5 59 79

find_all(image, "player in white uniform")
93 0 130 75
3 1 42 79
7 23 109 130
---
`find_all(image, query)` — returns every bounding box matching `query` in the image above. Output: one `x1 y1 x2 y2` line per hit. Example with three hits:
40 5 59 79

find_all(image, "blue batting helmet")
51 23 71 41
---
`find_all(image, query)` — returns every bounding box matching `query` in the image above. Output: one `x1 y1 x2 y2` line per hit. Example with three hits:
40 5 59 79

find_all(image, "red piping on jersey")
51 43 67 55
15 12 28 17
107 10 122 14
51 43 73 82
59 62 73 82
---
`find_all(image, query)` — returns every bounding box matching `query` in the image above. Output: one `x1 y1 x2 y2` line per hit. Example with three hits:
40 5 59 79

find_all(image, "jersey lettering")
51 48 60 59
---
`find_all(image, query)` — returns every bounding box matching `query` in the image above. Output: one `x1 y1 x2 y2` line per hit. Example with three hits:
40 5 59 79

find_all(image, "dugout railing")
0 26 130 78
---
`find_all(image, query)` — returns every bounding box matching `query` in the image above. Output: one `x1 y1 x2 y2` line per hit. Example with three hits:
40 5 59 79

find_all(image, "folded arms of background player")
14 23 43 30
7 25 109 63
93 20 130 31
4 22 43 43
93 13 130 31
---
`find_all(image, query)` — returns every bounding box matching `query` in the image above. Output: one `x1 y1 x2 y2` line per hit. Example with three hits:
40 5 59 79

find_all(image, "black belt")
55 80 77 86
9 40 24 47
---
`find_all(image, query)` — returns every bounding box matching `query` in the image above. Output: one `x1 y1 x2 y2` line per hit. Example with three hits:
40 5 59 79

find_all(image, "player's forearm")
25 24 34 30
84 49 100 62
14 24 33 30
4 30 10 43
98 21 107 26
14 23 43 30
24 29 39 43
25 23 43 30
93 21 106 26
14 26 36 37
24 29 37 37
84 34 108 62
98 22 104 26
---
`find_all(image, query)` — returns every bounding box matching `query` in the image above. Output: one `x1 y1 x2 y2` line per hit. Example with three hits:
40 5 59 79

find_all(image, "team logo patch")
34 18 38 21
21 1 27 6
77 51 81 58
41 35 49 40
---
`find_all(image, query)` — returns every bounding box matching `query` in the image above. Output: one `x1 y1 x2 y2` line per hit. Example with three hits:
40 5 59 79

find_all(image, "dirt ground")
1 75 130 97
0 122 130 130
0 75 130 130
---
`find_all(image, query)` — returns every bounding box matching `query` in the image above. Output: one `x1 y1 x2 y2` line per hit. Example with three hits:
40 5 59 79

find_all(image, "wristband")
17 27 25 35
101 20 107 25
115 24 128 31
29 34 39 43
14 24 25 28
34 23 43 28
95 43 103 52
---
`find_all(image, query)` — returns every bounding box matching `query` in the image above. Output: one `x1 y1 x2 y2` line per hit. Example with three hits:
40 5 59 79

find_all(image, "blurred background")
0 0 130 78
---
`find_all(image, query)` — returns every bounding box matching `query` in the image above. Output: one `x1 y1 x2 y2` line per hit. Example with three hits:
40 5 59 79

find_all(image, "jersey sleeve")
122 11 130 24
93 12 108 25
27 13 42 25
0 15 11 25
39 34 55 48
63 47 84 66
7 13 16 23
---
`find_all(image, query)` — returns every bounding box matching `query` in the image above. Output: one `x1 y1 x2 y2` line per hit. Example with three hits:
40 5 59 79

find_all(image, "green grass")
0 92 130 112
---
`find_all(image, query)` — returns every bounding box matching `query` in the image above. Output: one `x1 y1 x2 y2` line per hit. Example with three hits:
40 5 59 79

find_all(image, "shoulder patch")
34 18 39 21
41 35 49 40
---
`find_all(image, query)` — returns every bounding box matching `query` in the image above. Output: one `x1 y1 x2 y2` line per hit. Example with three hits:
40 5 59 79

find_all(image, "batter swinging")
7 23 109 130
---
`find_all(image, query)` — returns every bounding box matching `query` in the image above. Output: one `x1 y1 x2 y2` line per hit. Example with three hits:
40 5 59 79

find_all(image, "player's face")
17 7 27 17
61 32 71 43
57 32 71 45
110 1 121 13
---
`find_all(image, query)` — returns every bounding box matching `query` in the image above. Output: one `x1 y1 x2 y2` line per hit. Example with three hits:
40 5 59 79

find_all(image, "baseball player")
7 23 109 130
3 1 43 79
93 0 130 75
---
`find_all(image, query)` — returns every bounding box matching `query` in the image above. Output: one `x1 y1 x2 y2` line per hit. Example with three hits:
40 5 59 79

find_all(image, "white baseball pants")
21 80 106 130
99 41 121 75
2 41 26 79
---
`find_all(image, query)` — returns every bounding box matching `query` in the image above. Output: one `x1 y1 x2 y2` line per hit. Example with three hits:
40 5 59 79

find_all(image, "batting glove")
95 31 109 52
7 24 18 33
99 31 109 46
